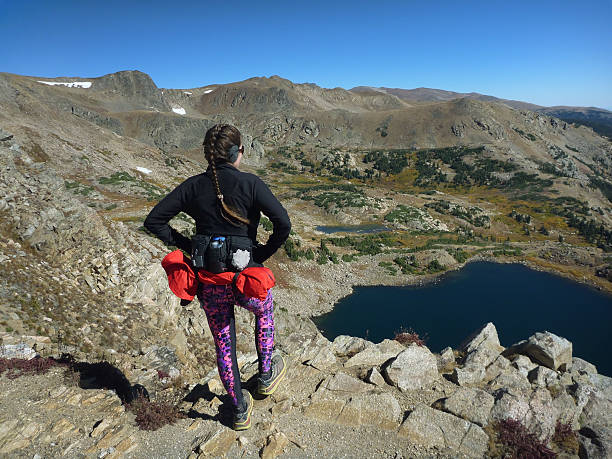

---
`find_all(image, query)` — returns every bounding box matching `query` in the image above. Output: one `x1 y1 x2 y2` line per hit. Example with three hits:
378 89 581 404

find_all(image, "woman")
144 123 291 431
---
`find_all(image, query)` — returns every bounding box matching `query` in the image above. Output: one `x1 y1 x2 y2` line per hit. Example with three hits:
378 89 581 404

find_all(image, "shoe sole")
257 356 287 396
233 391 253 431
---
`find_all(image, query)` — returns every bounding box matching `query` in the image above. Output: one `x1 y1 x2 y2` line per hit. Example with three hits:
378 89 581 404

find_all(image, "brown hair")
203 124 250 226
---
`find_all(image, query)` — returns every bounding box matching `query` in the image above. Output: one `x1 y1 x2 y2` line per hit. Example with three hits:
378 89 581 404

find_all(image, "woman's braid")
203 124 250 226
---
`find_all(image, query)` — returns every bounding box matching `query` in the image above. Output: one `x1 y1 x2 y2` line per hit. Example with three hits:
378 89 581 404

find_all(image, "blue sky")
1 0 611 108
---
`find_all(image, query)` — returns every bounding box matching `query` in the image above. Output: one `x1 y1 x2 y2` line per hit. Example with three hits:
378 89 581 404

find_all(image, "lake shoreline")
310 258 612 375
299 253 612 324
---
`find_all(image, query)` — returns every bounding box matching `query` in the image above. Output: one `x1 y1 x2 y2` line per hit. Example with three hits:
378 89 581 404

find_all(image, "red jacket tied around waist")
161 250 276 301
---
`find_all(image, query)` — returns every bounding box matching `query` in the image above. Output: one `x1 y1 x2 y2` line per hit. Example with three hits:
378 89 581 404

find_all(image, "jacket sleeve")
252 178 291 264
144 180 193 253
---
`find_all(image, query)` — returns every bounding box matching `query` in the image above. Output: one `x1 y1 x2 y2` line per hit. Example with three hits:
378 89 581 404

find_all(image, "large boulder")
460 322 505 368
437 387 495 427
303 384 347 423
504 331 572 371
486 367 532 392
383 344 439 391
450 323 505 386
450 364 486 386
398 404 489 458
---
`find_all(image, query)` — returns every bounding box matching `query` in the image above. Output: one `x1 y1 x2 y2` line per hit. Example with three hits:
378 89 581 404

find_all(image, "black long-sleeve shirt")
144 162 291 264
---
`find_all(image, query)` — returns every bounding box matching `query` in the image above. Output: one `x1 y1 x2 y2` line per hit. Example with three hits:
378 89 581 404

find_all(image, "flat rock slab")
323 372 371 393
337 392 401 430
304 382 400 430
398 403 488 458
344 339 404 368
439 387 495 427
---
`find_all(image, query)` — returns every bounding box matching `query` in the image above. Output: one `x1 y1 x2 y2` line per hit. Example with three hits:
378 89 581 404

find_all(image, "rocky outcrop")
1 321 609 458
91 70 168 112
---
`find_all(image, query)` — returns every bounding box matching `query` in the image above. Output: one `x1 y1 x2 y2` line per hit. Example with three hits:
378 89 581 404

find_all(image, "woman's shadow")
62 355 261 428
68 357 149 404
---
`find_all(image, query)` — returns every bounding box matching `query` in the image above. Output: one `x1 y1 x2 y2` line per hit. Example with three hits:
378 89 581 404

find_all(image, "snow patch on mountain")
37 81 92 88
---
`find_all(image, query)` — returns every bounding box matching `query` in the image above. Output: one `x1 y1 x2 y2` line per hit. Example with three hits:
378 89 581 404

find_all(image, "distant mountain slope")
350 86 543 110
536 106 612 138
1 70 610 158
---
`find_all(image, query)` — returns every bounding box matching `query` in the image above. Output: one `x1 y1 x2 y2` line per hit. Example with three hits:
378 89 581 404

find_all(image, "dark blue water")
314 261 612 375
316 224 390 234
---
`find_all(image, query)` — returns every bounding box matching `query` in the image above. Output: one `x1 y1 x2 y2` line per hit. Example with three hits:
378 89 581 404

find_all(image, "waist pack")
191 234 257 274
161 250 275 301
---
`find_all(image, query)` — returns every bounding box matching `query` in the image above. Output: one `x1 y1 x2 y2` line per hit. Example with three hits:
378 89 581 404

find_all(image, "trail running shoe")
233 390 253 431
257 353 286 396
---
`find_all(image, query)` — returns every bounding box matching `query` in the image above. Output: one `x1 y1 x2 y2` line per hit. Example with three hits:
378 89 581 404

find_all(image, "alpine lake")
313 260 612 376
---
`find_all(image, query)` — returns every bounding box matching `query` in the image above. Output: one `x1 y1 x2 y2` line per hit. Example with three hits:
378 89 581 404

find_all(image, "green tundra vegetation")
362 149 410 175
98 171 167 201
294 184 368 211
65 180 94 196
589 176 612 203
512 127 538 141
267 141 612 269
424 200 490 227
384 205 425 225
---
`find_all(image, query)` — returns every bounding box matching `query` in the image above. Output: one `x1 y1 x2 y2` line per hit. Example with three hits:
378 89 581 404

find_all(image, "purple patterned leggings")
197 283 275 409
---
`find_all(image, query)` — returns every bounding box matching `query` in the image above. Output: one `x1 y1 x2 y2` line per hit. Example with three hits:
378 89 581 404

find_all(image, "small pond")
316 224 390 234
313 261 612 375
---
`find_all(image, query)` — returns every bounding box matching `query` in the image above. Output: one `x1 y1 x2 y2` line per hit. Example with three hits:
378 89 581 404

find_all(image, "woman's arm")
144 180 193 253
252 178 291 264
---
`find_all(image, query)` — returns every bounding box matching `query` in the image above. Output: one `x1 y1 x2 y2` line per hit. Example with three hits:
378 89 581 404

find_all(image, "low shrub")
551 421 579 454
489 418 556 458
127 396 185 431
394 327 427 346
0 356 68 379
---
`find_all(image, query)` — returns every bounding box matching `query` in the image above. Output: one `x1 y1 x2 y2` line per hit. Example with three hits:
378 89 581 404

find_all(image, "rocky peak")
91 70 167 111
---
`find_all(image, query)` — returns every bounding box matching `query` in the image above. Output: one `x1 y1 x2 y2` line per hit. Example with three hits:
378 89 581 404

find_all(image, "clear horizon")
1 0 611 110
